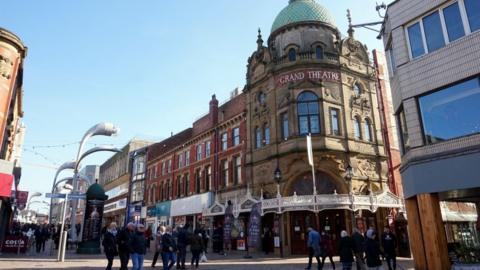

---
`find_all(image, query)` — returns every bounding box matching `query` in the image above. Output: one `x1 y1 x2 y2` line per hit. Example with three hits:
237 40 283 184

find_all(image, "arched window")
354 116 362 139
255 127 262 148
288 48 296 61
297 91 320 135
364 118 373 142
264 124 270 145
353 83 361 96
258 92 266 105
315 46 324 59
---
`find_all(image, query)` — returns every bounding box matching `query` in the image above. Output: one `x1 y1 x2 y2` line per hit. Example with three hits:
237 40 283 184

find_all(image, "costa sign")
276 69 340 86
2 235 28 253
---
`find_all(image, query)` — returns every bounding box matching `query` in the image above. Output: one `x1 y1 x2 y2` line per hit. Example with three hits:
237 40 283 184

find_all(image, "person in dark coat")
34 226 43 253
320 231 336 270
102 222 118 270
116 222 135 270
176 224 190 269
190 229 204 270
212 224 223 253
161 226 177 270
130 224 147 270
365 229 383 269
352 229 367 270
152 226 165 268
262 227 273 255
338 230 354 270
305 227 322 270
381 226 397 270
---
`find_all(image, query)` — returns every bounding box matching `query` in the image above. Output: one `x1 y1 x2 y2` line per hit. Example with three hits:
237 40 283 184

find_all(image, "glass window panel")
298 92 318 102
423 12 445 52
330 108 340 135
298 103 309 115
398 109 410 152
309 115 320 134
264 126 270 145
308 102 319 114
282 113 289 139
353 84 361 96
256 128 262 148
443 3 465 42
316 46 323 59
354 118 362 139
465 0 480 32
299 116 309 135
364 120 372 142
408 22 426 58
419 77 480 144
288 48 296 61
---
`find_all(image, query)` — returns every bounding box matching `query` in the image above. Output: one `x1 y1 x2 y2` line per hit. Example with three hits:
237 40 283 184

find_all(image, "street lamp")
344 164 356 232
69 122 119 243
50 161 76 223
274 167 282 197
58 183 73 262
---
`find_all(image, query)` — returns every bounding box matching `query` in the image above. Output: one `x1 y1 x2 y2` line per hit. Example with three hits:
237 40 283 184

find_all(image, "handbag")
200 252 208 262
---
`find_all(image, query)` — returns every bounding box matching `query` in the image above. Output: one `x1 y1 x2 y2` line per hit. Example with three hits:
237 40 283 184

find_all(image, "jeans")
131 253 144 270
105 254 114 270
119 250 129 270
385 254 396 270
191 250 201 268
176 246 187 268
307 247 322 270
162 251 176 270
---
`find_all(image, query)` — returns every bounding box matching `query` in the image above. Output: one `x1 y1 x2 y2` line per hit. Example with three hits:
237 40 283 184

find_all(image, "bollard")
60 231 67 262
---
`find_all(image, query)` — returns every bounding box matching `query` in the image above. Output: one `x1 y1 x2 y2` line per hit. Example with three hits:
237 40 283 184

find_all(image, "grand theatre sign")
276 69 341 86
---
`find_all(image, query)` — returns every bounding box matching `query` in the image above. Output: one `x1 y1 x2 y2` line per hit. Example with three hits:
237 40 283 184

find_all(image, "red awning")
0 173 13 197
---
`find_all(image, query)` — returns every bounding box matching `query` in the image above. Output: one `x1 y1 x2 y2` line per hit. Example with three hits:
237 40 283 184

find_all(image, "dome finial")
257 28 264 51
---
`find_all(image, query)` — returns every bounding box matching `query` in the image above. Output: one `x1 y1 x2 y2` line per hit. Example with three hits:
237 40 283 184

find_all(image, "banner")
223 203 234 245
0 173 13 197
82 199 104 241
247 202 261 248
16 191 28 211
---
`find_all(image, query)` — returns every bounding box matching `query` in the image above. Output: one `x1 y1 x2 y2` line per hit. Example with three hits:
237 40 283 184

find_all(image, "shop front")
103 197 127 227
170 192 213 230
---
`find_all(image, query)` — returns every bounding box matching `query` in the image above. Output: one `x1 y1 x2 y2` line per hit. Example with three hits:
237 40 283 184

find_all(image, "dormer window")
288 48 297 62
315 46 324 59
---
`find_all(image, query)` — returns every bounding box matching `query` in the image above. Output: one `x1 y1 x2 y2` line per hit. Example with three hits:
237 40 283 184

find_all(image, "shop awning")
155 201 171 217
0 160 15 198
170 192 213 217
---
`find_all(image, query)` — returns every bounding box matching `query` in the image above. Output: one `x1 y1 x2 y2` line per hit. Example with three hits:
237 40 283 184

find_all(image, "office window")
177 176 182 197
408 22 426 58
168 180 172 199
288 48 296 61
297 91 320 135
264 124 270 145
196 144 203 161
281 113 289 140
423 12 445 53
195 169 201 194
205 166 211 191
354 116 362 140
205 141 211 157
184 174 189 195
443 2 465 42
330 108 340 136
167 160 172 173
234 156 242 185
255 127 262 148
178 153 183 168
364 118 373 142
185 150 190 166
465 0 480 32
419 76 480 144
162 162 166 176
233 127 240 146
222 160 229 187
221 132 228 151
315 46 323 59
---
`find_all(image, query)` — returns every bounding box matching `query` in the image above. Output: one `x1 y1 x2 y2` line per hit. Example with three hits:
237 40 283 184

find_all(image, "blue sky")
1 0 390 214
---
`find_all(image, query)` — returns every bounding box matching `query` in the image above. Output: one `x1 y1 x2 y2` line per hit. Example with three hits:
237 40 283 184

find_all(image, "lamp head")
274 167 282 183
345 164 353 180
90 123 119 137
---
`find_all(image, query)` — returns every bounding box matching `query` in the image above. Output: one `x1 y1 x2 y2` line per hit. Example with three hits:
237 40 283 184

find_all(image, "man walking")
162 226 177 270
176 224 190 269
305 227 322 270
381 226 397 270
352 228 367 270
117 222 135 270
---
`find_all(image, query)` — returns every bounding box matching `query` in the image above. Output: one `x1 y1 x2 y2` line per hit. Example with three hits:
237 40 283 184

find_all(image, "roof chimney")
209 94 219 126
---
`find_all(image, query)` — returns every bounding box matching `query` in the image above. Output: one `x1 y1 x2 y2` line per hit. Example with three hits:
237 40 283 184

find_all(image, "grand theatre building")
204 0 405 256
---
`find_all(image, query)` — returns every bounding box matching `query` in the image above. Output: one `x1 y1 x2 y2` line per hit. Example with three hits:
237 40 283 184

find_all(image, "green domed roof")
271 0 336 33
86 183 108 200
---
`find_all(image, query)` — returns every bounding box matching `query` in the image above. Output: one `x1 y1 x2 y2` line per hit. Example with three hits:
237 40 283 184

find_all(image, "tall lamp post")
58 184 73 262
273 166 284 258
50 162 76 223
69 123 119 243
344 164 356 232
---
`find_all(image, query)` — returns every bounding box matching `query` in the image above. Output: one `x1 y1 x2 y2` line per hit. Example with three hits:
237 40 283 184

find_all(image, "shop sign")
276 69 341 86
147 206 156 217
247 202 261 248
105 183 129 200
1 235 28 253
104 198 127 213
170 192 213 217
237 239 246 250
155 201 171 217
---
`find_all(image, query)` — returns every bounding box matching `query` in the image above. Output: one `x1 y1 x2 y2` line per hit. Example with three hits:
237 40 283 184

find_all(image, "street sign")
45 193 66 199
68 194 86 200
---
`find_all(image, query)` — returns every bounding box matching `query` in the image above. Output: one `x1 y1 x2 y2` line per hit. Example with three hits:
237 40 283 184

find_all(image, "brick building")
145 93 246 232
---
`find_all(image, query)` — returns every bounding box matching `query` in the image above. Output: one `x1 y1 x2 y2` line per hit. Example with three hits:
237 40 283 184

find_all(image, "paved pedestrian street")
0 250 414 270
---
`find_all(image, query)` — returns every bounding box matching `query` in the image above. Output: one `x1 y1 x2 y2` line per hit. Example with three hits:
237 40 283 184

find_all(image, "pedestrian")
381 226 397 270
130 223 147 270
176 224 190 269
262 227 273 255
305 227 322 270
212 224 223 253
338 230 354 270
352 228 367 270
102 222 118 270
116 222 135 270
145 226 153 252
152 226 165 268
34 226 42 253
199 225 209 254
320 231 336 270
190 229 204 270
365 229 384 270
161 226 177 270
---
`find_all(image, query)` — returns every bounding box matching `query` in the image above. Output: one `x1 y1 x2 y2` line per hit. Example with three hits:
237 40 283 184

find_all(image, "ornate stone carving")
277 92 291 109
0 54 14 80
323 87 340 101
356 159 377 178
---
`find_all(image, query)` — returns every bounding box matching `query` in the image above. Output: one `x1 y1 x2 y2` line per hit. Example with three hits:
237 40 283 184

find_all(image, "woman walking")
365 229 384 270
130 224 147 270
190 229 204 270
152 226 165 268
338 230 354 270
320 231 336 270
102 222 118 270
